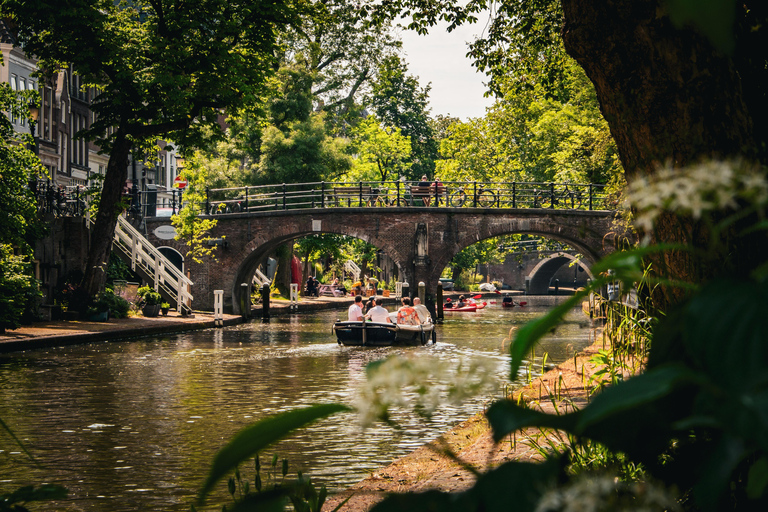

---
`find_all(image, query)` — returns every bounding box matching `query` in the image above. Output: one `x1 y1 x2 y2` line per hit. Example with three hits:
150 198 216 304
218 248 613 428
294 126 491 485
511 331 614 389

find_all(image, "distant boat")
333 321 435 346
443 301 486 312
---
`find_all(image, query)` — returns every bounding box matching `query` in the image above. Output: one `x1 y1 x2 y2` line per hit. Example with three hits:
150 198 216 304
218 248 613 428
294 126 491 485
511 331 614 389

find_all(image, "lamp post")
28 103 40 195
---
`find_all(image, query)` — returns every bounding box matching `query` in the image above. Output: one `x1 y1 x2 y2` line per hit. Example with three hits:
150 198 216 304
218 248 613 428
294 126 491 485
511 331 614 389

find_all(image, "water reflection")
0 300 596 511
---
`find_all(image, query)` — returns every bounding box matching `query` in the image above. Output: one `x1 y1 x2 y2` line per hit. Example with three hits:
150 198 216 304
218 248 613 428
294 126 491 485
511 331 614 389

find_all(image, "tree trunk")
80 133 131 298
560 0 764 307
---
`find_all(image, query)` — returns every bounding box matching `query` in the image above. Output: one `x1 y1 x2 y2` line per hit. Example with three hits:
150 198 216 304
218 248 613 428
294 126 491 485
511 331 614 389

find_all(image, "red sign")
173 175 188 189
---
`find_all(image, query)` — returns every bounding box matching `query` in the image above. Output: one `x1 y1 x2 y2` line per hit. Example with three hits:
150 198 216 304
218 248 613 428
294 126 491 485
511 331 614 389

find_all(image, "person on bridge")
348 295 364 321
416 175 430 206
365 299 392 323
396 297 419 325
412 297 432 324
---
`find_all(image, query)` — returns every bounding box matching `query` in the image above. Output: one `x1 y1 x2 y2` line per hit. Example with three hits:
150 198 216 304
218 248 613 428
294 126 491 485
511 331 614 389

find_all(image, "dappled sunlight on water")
0 298 596 511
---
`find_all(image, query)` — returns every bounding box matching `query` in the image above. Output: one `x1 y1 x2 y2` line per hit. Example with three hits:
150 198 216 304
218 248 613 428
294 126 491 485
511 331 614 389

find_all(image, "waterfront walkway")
0 294 360 353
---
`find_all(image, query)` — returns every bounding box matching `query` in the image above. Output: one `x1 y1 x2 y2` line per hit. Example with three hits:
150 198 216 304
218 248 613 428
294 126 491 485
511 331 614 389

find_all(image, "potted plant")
137 285 163 317
160 302 170 316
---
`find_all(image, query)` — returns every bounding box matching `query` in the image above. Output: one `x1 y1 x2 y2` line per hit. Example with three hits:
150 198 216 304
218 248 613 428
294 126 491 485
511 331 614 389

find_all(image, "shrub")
136 285 162 306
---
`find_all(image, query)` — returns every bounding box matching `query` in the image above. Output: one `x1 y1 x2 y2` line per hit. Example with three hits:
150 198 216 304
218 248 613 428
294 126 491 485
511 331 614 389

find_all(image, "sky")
398 21 495 121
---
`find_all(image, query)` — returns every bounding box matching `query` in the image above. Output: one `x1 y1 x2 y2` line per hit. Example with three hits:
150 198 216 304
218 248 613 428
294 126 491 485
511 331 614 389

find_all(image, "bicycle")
366 188 407 207
449 185 498 207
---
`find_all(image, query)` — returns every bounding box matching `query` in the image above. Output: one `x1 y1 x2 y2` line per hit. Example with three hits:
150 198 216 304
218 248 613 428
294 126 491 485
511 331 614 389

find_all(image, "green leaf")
198 404 351 503
486 400 576 443
510 282 603 381
747 456 768 499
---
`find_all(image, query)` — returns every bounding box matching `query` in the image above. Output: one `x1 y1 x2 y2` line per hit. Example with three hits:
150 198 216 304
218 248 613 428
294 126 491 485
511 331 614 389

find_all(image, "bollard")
401 282 410 302
240 283 250 320
524 276 530 296
418 281 426 304
395 281 403 300
261 283 270 321
554 279 559 296
437 282 444 321
214 290 224 327
289 283 299 311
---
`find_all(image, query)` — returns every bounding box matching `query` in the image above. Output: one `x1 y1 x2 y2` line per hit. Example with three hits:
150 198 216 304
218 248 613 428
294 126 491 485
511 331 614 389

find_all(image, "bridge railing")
200 180 610 214
136 180 610 218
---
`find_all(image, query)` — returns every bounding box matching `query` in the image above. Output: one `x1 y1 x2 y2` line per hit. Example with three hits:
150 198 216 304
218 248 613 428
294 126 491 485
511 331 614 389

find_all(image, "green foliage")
170 155 219 263
368 55 437 179
0 245 39 332
90 289 130 319
0 484 68 512
198 404 351 505
136 285 162 306
347 116 411 182
105 254 134 285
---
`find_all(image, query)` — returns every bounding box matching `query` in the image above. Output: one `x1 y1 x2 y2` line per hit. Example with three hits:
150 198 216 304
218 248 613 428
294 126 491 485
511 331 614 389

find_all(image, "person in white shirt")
412 297 432 324
365 299 392 323
348 295 364 321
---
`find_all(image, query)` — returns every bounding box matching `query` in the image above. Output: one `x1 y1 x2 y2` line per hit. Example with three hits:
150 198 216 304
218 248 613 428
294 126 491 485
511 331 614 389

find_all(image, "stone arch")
527 253 594 295
229 229 406 315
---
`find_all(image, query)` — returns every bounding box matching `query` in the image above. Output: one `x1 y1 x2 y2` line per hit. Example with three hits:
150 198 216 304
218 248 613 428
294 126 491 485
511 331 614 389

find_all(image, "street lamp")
28 102 40 154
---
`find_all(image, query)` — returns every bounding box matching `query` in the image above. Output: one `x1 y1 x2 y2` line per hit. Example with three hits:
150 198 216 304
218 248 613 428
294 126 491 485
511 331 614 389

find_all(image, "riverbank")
323 329 617 511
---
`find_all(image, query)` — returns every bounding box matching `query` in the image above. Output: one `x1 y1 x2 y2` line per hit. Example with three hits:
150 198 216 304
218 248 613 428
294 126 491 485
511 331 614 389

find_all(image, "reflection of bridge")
145 200 619 313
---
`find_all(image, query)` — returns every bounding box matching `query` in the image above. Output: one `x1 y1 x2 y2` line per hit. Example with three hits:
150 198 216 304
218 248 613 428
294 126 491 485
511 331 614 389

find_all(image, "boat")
501 298 527 308
333 320 435 346
443 301 486 312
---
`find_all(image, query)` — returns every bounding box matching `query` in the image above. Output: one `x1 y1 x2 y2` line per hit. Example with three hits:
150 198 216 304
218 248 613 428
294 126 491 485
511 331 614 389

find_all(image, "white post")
290 283 299 310
395 282 403 300
214 290 224 327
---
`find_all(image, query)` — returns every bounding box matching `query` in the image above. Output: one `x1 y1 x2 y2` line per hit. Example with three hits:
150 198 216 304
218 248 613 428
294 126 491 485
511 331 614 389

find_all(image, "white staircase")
344 260 361 282
95 215 194 313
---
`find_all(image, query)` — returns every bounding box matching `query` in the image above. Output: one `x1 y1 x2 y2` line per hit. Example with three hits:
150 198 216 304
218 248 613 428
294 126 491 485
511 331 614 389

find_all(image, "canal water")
0 299 596 511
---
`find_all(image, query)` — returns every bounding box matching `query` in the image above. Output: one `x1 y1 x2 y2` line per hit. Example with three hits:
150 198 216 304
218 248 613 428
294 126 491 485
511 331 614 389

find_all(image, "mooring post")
261 283 270 321
554 279 559 296
290 283 299 311
401 281 410 302
214 290 224 327
240 282 250 320
437 282 444 321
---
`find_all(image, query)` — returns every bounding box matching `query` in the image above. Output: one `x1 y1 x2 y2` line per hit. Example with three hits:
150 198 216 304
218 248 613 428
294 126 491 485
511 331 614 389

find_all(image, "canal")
0 299 596 511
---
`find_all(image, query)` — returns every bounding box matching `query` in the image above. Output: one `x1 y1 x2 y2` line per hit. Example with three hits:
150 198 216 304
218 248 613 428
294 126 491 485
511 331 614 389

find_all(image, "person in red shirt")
396 297 419 325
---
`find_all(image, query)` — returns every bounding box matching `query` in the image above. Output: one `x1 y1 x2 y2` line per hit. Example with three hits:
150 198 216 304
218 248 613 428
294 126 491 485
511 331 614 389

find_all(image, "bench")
331 186 372 206
318 284 345 297
410 184 446 206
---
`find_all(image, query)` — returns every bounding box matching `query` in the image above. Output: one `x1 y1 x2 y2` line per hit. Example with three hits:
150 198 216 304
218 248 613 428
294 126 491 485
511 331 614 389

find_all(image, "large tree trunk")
560 0 765 307
80 132 131 299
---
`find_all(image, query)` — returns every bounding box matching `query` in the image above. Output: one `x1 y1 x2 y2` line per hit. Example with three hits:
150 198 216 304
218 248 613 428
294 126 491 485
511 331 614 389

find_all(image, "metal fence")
35 180 612 219
200 180 610 216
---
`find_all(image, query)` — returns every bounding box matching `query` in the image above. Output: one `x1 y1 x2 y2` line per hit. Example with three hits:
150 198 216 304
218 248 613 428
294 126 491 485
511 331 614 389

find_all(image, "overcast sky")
398 21 495 121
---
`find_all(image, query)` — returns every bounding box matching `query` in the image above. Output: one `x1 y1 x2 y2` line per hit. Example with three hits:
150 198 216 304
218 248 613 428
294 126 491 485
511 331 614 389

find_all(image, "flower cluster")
354 354 500 427
626 160 768 238
536 475 680 512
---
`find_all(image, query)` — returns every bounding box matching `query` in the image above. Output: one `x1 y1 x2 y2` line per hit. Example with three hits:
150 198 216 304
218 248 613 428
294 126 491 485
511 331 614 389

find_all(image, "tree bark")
560 0 765 307
80 132 132 298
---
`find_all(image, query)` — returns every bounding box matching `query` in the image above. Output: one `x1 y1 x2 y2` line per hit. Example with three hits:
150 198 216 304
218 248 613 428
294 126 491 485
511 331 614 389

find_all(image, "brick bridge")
144 206 618 313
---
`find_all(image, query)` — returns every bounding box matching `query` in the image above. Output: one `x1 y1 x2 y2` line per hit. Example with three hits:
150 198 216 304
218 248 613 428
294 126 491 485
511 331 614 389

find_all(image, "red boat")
443 301 486 312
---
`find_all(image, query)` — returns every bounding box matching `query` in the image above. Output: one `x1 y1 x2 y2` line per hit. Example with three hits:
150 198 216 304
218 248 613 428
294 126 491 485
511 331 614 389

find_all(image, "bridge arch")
526 253 593 295
144 208 618 312
230 227 406 314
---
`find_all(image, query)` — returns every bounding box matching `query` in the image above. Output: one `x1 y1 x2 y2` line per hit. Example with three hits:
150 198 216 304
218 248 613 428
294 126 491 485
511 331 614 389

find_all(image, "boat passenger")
456 295 467 308
444 298 453 308
502 296 513 305
365 299 392 323
412 297 432 324
396 297 419 325
364 297 375 314
348 295 364 321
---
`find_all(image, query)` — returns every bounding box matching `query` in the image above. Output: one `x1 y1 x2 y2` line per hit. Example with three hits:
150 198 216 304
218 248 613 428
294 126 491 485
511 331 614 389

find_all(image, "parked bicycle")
449 184 498 207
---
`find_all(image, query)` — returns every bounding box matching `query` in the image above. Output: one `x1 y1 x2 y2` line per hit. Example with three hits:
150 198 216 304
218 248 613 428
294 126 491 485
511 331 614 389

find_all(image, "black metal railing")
38 179 611 220
200 180 611 215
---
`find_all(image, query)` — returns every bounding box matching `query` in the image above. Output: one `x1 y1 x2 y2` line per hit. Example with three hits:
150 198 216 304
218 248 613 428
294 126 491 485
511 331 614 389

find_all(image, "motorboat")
333 320 435 346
